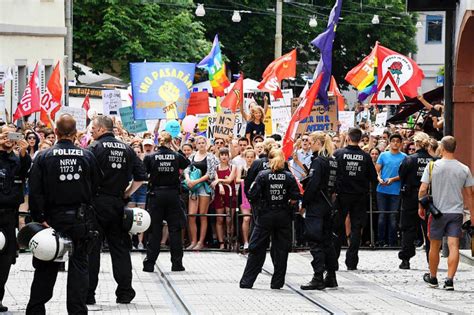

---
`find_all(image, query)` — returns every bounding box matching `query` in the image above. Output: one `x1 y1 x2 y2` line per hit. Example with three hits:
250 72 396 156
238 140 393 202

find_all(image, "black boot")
324 271 338 288
300 273 325 290
399 259 410 270
171 264 185 272
0 302 8 312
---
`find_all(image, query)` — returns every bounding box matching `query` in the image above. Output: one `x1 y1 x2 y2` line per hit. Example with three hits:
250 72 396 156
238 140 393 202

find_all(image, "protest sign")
130 62 195 120
213 113 235 140
271 105 292 135
291 97 302 115
338 111 355 132
295 97 338 138
197 115 208 132
270 89 293 107
102 90 122 115
187 91 210 115
207 115 217 139
58 107 87 131
234 113 246 137
119 107 147 133
264 107 272 135
373 112 388 136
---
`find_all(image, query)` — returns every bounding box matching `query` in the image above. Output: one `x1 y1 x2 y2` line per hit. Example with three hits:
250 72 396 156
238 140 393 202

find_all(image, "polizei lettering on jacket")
102 142 127 149
343 153 363 161
269 173 286 201
53 149 84 156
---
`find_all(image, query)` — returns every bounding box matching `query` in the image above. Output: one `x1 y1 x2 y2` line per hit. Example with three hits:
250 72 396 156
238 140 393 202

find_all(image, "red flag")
329 76 345 111
258 49 297 99
376 44 424 98
82 94 90 112
221 74 244 113
187 91 210 115
282 75 323 160
40 62 62 126
13 63 41 121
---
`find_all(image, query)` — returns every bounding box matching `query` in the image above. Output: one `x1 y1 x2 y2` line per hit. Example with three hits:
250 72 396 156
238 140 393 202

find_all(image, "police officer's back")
87 115 147 305
398 132 433 268
26 114 101 314
333 128 377 270
300 132 338 290
142 131 189 272
0 125 30 313
240 149 301 290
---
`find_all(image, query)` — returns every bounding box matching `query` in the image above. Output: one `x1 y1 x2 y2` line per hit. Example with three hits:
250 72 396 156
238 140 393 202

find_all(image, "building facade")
0 0 66 122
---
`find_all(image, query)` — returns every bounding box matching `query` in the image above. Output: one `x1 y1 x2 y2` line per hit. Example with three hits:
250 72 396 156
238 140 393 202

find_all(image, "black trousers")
0 209 16 303
305 203 338 274
144 189 185 268
399 207 430 263
240 209 292 288
26 214 89 315
337 193 368 269
88 194 134 300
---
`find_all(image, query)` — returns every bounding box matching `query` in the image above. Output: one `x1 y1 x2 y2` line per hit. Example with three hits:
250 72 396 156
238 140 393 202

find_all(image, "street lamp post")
275 0 282 58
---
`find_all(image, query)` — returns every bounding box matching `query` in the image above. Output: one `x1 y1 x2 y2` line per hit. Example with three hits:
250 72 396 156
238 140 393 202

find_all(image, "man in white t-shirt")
418 136 473 291
232 137 249 169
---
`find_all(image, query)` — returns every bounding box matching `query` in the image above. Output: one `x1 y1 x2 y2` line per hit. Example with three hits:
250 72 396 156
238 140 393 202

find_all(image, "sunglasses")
408 147 416 151
27 136 36 140
302 138 309 142
215 141 224 145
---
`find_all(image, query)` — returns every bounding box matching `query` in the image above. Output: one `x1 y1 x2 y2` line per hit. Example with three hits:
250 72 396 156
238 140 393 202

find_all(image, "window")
426 15 443 43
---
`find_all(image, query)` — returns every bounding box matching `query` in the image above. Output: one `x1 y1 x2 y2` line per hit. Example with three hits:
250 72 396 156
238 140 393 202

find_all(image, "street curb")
460 250 474 266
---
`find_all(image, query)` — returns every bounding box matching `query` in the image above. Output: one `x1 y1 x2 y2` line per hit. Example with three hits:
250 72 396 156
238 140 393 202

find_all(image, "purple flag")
311 0 343 106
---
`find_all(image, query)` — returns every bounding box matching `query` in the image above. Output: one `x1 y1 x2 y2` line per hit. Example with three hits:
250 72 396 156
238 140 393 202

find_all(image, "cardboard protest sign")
338 111 355 132
58 107 87 131
102 90 122 115
373 112 388 136
291 97 302 115
207 115 217 139
213 113 235 140
119 107 147 133
295 97 338 138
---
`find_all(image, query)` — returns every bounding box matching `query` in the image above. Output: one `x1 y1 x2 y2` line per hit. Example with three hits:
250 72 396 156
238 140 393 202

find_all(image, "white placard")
338 111 355 132
58 107 87 131
270 89 293 107
102 90 122 116
373 112 388 136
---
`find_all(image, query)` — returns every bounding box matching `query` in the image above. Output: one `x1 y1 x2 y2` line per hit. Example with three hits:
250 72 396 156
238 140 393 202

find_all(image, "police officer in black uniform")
240 149 301 289
26 114 102 314
398 132 433 269
87 116 147 305
300 132 339 290
0 125 30 313
334 128 377 270
142 131 189 272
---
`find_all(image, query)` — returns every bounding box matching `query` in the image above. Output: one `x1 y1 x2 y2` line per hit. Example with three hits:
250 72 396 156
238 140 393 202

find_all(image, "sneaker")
443 279 454 291
423 273 439 288
137 243 144 250
243 242 249 250
399 260 410 270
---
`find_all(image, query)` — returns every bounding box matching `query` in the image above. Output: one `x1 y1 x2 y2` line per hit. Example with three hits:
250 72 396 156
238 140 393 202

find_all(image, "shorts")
130 184 147 204
428 213 463 240
192 185 210 197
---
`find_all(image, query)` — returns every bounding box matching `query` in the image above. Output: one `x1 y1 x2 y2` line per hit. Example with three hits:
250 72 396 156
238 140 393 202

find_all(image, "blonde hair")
158 131 172 146
244 149 256 159
250 106 265 122
309 131 334 157
413 132 430 150
268 149 285 172
263 138 275 154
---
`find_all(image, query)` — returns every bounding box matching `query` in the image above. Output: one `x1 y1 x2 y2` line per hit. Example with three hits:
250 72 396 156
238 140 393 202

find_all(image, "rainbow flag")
345 42 378 101
197 35 230 97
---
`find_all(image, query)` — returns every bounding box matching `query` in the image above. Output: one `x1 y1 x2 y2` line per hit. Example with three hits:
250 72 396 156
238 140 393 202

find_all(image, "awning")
387 87 444 123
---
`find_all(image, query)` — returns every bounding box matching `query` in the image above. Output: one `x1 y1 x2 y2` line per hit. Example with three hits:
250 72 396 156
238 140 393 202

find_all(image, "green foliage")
73 0 211 80
73 0 417 89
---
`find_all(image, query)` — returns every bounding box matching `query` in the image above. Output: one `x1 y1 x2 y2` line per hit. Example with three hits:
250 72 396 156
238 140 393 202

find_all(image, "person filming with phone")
0 126 31 312
418 136 473 291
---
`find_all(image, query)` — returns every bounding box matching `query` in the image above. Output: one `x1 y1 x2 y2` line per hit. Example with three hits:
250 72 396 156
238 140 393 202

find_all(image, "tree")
73 0 212 81
197 0 417 89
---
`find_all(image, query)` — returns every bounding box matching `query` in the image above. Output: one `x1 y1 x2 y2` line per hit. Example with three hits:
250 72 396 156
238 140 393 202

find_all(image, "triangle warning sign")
370 71 405 105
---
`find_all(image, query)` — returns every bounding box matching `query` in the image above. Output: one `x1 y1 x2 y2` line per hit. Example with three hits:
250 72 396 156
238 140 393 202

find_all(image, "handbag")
182 165 203 192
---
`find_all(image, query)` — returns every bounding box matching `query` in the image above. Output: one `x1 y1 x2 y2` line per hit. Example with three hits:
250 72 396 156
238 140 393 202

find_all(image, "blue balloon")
165 120 181 138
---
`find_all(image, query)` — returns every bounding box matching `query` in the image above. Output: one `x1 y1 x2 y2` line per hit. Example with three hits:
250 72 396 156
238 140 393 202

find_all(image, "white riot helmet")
0 230 5 252
123 207 151 234
17 223 74 262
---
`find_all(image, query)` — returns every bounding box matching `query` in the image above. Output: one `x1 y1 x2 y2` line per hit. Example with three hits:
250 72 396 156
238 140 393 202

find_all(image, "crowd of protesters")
1 92 468 256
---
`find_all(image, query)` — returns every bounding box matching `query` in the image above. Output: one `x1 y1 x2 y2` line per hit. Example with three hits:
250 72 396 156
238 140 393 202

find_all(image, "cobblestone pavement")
2 249 474 314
